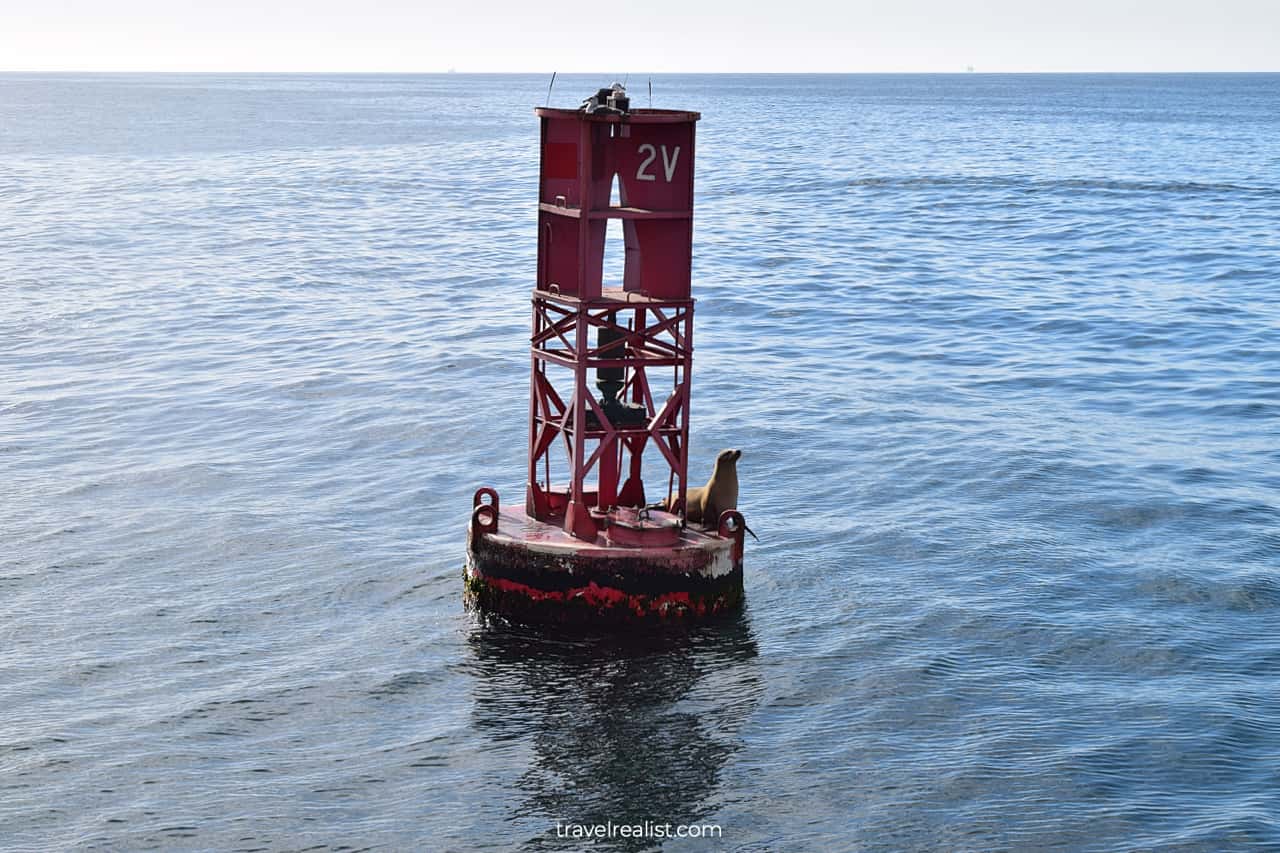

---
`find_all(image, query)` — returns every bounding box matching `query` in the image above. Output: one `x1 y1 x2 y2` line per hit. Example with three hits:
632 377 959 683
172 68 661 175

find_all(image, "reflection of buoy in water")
464 86 748 627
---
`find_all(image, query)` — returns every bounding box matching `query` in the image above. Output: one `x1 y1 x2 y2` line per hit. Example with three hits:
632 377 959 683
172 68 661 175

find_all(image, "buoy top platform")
465 85 746 627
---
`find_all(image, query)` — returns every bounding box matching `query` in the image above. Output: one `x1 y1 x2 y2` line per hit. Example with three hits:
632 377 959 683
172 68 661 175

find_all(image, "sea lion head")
714 448 741 472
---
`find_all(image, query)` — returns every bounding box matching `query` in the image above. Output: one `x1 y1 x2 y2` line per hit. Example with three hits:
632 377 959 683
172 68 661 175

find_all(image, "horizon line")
3 69 1279 76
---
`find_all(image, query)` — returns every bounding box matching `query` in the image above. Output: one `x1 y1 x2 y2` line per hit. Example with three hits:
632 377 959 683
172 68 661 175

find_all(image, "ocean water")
2 72 1278 851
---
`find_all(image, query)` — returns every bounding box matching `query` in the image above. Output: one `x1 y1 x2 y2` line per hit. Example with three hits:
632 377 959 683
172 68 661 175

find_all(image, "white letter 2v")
636 144 681 183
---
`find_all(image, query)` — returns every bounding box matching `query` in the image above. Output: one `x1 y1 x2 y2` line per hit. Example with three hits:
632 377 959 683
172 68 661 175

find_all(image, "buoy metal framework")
465 87 746 626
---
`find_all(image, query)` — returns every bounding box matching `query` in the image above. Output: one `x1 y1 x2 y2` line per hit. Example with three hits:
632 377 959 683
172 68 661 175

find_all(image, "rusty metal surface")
464 509 743 627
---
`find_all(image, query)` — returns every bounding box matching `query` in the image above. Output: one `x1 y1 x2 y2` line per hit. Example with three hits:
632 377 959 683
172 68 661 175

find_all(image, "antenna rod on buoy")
648 78 652 107
546 71 557 106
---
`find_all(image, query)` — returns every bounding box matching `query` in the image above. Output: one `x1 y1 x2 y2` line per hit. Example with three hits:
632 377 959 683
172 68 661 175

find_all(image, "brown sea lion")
667 448 756 538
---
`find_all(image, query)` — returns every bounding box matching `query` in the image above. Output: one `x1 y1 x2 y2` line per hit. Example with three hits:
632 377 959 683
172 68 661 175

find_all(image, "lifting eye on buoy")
718 510 746 561
471 488 499 536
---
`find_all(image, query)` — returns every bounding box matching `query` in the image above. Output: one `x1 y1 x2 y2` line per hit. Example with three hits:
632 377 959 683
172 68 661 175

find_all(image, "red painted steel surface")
463 101 741 626
526 106 701 543
604 506 682 548
525 292 694 541
535 109 698 302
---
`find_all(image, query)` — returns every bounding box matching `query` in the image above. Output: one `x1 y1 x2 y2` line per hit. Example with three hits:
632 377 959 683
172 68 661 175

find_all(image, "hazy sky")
4 0 1278 73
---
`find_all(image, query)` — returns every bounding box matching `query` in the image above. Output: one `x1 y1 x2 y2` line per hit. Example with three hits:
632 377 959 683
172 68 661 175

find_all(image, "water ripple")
2 72 1279 851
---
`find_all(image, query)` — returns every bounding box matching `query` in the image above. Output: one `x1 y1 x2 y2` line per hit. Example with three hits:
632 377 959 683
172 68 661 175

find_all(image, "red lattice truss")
525 292 693 541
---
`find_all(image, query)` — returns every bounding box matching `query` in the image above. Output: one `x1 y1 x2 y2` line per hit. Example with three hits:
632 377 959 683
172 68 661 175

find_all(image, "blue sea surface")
2 73 1279 851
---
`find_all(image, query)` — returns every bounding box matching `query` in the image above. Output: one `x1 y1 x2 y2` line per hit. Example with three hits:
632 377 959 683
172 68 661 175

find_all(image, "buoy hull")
465 507 743 627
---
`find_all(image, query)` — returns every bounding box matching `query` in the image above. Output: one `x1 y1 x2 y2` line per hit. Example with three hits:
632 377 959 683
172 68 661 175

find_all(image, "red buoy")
465 87 746 626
